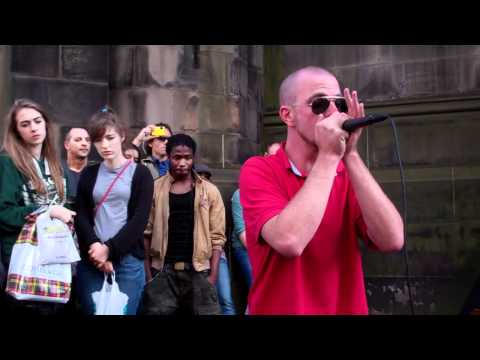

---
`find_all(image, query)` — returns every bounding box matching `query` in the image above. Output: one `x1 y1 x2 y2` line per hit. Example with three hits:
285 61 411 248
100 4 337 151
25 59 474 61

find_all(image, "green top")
0 154 67 263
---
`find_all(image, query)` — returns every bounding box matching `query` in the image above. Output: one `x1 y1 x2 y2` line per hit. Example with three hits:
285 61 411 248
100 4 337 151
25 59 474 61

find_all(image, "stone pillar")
109 45 263 192
0 45 11 141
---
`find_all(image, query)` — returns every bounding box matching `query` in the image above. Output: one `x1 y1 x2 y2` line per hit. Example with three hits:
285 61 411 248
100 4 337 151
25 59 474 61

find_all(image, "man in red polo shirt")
239 66 404 315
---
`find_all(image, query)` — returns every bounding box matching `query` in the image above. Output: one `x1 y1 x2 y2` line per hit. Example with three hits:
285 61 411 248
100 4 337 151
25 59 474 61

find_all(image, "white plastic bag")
36 211 80 265
92 272 129 315
6 242 72 303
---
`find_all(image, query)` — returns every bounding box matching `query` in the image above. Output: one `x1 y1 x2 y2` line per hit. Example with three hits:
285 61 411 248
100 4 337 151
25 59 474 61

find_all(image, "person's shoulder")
81 163 100 177
242 155 268 169
141 156 154 164
231 188 240 201
241 153 284 181
201 178 222 197
0 153 13 166
0 153 18 174
135 162 153 176
153 172 170 189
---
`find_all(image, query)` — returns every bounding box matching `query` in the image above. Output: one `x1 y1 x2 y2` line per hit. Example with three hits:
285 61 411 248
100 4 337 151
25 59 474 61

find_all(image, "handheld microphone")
342 114 389 133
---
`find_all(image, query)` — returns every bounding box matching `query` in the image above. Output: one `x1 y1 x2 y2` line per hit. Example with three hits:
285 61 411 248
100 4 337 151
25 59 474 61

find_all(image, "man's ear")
279 105 295 127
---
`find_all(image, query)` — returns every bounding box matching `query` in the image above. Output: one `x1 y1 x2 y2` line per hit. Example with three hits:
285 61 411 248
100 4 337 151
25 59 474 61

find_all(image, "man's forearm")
261 155 339 257
239 231 247 248
208 249 222 283
344 152 404 251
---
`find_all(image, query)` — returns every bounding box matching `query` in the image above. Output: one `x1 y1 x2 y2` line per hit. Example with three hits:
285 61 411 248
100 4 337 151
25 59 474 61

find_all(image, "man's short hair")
279 66 337 106
64 127 88 144
166 133 197 155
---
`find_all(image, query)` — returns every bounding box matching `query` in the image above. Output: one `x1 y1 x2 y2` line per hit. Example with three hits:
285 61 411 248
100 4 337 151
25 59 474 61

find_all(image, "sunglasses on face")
155 137 169 142
308 96 348 115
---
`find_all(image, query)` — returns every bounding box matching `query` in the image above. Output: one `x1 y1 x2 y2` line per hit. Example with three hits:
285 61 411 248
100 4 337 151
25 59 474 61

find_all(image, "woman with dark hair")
75 106 153 315
0 98 75 314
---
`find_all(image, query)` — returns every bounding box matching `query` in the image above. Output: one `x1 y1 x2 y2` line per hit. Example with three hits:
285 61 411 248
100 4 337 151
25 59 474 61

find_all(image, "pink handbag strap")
94 160 132 217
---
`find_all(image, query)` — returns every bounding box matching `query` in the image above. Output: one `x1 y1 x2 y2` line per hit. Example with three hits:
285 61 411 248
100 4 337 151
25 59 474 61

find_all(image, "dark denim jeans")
232 246 253 289
76 254 145 315
139 266 221 315
216 254 236 315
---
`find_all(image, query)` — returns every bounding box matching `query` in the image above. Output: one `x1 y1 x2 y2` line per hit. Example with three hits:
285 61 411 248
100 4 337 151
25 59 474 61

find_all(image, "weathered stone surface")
283 45 336 73
401 61 436 97
451 116 480 165
339 63 400 101
229 57 248 99
177 45 200 84
244 94 261 143
109 88 145 128
223 133 242 166
198 94 238 132
0 45 11 139
196 132 223 165
335 45 392 67
173 89 200 132
434 58 463 95
370 119 455 168
198 52 230 96
111 87 175 129
461 56 480 94
456 179 480 220
13 77 107 126
147 45 180 86
62 45 108 81
200 45 238 54
365 276 470 314
391 45 461 62
248 45 263 70
405 223 460 275
12 45 59 77
109 45 135 88
263 46 284 112
381 180 453 223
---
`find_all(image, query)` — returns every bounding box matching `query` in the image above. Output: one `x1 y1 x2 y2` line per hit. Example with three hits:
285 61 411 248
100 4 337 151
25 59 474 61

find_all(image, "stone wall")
109 45 263 197
10 45 109 158
0 46 11 141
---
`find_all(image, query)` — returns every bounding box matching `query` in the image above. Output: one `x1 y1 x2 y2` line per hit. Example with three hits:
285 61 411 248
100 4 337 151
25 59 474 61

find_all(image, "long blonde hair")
2 98 65 201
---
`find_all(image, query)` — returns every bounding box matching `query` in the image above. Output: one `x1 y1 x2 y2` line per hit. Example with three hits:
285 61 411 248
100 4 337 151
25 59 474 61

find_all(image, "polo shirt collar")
278 142 344 177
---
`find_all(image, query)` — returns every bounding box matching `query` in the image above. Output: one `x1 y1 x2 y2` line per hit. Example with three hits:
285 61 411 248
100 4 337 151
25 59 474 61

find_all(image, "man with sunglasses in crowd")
131 122 173 179
239 66 404 315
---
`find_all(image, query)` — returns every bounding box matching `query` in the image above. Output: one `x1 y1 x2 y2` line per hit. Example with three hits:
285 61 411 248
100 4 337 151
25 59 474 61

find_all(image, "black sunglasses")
308 96 348 115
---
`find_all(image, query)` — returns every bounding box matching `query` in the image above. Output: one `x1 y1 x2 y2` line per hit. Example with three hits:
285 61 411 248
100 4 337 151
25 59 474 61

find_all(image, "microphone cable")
388 116 415 315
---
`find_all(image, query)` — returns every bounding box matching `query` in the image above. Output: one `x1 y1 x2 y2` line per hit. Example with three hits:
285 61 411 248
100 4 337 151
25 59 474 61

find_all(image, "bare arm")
261 112 349 257
342 88 404 251
344 152 404 251
261 155 338 257
207 249 222 285
132 125 155 147
239 231 247 248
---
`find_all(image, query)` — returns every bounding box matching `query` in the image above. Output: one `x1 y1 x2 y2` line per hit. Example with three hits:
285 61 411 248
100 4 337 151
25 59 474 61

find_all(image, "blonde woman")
0 98 75 314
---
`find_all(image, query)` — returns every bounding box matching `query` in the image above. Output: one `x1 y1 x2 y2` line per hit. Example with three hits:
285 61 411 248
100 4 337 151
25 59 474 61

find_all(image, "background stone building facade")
1 45 479 314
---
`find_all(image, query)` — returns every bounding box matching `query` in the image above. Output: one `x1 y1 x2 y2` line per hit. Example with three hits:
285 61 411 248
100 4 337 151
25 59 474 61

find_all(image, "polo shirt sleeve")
239 157 288 246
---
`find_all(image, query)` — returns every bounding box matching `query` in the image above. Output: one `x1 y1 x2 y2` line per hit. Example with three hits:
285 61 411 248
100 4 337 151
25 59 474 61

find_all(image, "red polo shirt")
239 144 371 315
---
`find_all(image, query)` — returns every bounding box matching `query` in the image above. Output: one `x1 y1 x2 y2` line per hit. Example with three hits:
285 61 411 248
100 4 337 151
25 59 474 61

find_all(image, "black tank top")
165 188 195 263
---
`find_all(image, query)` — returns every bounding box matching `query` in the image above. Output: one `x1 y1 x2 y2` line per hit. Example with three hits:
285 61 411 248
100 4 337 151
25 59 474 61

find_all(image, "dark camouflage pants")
139 267 221 315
